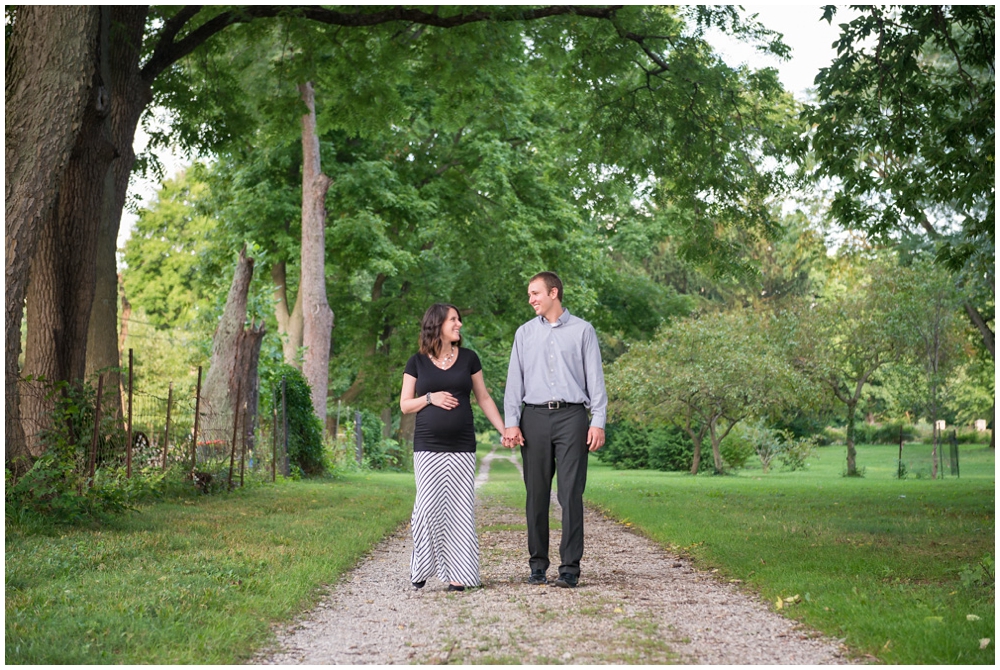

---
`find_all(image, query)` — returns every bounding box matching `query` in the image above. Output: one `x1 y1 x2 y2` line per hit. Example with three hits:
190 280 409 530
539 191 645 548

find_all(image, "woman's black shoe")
412 580 426 589
447 584 465 592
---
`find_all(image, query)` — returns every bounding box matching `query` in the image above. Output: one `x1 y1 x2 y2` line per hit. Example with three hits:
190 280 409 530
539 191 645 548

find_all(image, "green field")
5 473 415 664
584 442 996 664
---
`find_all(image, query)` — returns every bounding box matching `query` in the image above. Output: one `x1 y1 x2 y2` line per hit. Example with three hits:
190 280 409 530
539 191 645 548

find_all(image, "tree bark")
202 247 257 438
845 401 858 476
298 81 335 423
272 260 304 366
85 6 150 420
5 5 100 471
21 8 116 458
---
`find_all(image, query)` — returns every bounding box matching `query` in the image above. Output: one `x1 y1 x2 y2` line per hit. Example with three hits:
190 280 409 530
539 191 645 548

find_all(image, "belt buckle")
547 400 561 410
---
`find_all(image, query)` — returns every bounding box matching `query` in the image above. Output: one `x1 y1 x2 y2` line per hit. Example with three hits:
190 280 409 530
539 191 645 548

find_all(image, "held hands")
429 391 459 410
501 427 524 449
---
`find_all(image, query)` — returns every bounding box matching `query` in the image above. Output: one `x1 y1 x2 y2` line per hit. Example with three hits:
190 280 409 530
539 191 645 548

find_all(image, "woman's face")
439 308 462 345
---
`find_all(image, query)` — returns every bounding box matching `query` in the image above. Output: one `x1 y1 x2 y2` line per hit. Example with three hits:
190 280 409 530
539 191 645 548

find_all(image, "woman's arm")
471 371 506 434
400 373 458 414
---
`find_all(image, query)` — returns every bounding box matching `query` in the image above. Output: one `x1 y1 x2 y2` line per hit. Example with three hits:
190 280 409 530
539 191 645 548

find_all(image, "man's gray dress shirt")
504 308 607 429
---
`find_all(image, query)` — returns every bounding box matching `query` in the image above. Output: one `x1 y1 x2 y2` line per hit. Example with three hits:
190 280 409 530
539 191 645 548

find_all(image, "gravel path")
253 449 855 665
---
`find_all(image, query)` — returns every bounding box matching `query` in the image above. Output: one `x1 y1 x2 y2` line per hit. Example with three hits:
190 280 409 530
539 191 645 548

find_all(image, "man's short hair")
530 271 563 302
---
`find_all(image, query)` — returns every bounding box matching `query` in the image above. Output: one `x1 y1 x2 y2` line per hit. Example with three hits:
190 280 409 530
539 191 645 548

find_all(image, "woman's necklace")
432 344 456 369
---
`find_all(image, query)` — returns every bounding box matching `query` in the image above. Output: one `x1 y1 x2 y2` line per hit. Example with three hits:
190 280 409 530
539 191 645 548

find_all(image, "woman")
400 303 505 591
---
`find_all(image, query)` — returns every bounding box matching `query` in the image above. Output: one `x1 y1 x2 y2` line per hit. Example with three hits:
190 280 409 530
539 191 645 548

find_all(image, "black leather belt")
524 401 584 410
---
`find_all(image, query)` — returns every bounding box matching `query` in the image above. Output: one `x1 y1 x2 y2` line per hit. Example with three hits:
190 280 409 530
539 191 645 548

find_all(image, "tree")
608 309 801 474
5 6 101 469
807 5 995 359
792 257 919 475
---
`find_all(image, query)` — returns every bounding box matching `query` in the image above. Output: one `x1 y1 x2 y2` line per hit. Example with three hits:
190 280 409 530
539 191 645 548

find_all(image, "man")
502 271 606 588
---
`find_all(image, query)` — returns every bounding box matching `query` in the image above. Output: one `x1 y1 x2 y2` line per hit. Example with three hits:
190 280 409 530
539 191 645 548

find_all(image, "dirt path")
253 449 854 665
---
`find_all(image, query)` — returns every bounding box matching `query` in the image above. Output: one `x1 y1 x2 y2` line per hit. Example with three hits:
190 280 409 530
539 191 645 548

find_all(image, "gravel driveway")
253 449 856 664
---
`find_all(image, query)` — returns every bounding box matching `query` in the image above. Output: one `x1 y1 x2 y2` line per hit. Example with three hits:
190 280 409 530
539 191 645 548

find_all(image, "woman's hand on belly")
429 391 459 410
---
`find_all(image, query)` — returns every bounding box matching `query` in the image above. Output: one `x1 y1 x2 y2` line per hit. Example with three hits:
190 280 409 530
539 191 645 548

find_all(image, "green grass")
584 443 995 664
5 473 415 664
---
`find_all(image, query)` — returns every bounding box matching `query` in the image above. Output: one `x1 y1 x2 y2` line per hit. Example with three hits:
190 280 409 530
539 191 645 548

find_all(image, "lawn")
5 472 415 664
584 442 995 664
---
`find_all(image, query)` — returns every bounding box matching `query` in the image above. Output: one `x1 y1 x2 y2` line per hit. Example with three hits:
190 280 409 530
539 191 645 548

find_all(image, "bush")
599 421 652 469
853 420 916 445
729 419 817 474
648 426 699 472
719 429 755 470
921 428 991 445
6 378 165 525
264 365 325 475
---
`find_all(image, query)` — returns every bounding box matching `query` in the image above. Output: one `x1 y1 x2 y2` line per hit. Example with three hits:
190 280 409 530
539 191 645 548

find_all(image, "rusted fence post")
87 374 105 488
161 382 173 470
239 400 247 487
281 376 289 477
191 366 202 472
354 410 363 465
271 392 277 482
228 379 242 490
126 348 134 478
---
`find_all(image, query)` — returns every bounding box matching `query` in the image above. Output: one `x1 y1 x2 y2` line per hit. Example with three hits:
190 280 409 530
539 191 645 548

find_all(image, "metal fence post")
228 379 242 490
191 366 202 472
126 348 134 478
271 394 277 483
161 382 173 470
354 410 363 465
897 425 904 479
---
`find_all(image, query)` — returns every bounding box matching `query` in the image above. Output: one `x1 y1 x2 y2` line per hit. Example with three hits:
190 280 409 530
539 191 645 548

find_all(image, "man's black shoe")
554 572 578 588
527 570 548 585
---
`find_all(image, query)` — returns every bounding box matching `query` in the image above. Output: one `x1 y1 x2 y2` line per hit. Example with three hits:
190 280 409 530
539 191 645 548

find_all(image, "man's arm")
582 324 607 430
503 328 525 428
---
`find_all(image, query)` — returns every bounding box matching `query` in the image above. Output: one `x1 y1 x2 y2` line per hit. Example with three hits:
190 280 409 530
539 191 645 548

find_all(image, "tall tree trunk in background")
202 248 259 431
298 82 335 423
85 6 149 421
272 260 304 366
21 8 115 458
5 5 99 472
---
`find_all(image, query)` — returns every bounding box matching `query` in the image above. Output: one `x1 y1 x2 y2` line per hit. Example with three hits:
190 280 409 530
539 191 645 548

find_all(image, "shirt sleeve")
503 328 525 428
404 354 418 378
468 349 482 375
582 324 607 429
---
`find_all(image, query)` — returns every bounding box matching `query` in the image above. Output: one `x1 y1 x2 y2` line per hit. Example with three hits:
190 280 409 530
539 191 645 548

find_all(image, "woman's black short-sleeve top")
404 348 482 453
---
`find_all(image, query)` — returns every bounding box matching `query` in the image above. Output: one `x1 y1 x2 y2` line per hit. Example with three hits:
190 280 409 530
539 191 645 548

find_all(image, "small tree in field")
608 309 801 474
793 258 918 476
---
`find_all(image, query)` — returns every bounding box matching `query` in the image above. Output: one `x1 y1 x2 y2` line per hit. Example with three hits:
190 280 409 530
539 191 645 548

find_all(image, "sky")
121 5 853 248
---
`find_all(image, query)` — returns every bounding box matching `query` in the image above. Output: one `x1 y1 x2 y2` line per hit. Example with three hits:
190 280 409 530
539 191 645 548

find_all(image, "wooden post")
87 374 105 488
271 396 277 483
228 379 242 490
126 348 134 478
281 376 289 476
161 382 173 470
240 400 247 487
897 425 904 479
191 366 202 472
354 410 363 465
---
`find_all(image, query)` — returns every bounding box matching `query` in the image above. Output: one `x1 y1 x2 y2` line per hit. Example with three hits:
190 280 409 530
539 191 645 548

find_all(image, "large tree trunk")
272 261 303 366
298 82 335 423
85 6 150 420
5 6 100 472
202 247 258 438
20 8 116 457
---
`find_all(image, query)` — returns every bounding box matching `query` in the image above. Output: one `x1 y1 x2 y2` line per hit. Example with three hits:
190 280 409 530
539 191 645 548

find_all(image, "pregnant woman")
399 303 506 591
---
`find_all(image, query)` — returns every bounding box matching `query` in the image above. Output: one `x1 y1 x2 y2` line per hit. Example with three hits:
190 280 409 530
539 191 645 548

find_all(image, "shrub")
264 365 325 475
648 426 698 472
719 428 755 470
599 421 651 470
778 434 818 471
853 420 916 444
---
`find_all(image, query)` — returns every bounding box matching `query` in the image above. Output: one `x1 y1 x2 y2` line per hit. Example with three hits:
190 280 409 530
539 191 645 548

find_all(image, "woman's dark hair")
419 303 462 358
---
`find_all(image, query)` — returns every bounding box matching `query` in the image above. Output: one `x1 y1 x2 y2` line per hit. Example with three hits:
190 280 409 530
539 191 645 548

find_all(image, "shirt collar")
538 307 571 327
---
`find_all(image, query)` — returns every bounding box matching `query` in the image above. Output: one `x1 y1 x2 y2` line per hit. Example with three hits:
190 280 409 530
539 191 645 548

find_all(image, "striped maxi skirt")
410 451 481 587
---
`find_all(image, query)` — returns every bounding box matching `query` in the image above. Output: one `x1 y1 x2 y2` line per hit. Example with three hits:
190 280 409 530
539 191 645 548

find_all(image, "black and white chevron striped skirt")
410 451 481 587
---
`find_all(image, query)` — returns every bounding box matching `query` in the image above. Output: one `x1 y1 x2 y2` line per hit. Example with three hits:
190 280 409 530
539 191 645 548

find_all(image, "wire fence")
14 357 302 491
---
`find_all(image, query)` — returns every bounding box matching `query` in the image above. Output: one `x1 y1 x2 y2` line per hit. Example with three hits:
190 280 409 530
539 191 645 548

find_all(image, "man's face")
527 279 558 317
